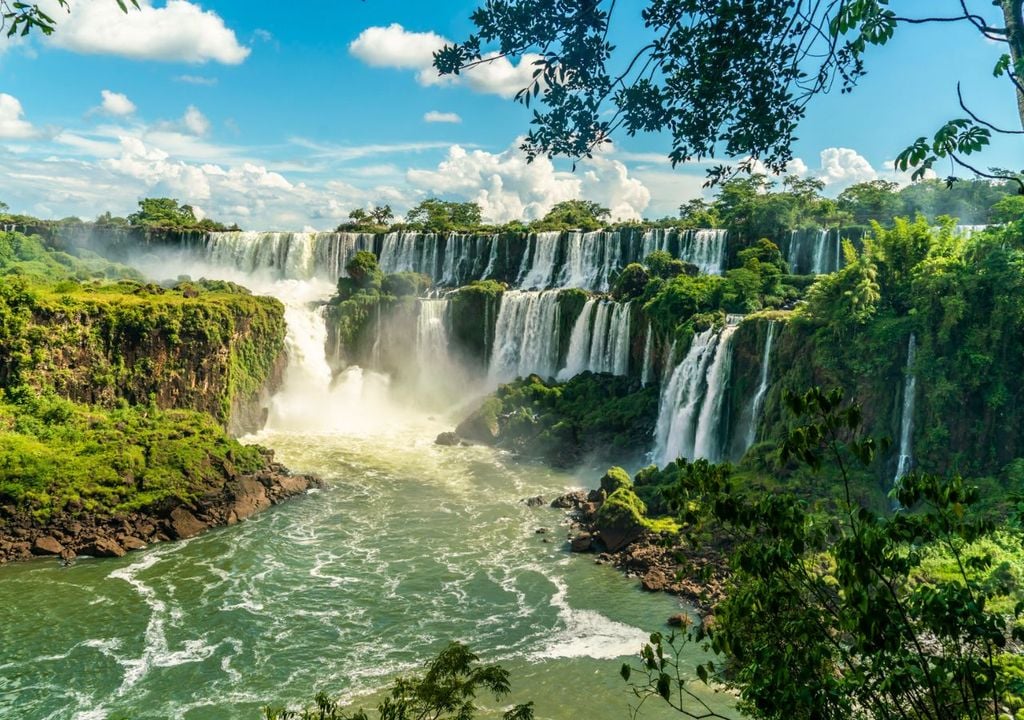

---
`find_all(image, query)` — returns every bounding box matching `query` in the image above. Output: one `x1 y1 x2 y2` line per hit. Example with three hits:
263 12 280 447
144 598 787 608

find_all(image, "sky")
0 0 1021 229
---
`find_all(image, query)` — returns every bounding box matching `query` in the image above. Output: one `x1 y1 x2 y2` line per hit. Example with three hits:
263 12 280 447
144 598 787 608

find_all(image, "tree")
677 198 719 228
348 208 370 225
262 642 534 720
621 388 1024 720
534 199 611 230
435 2 1024 189
2 0 136 37
128 198 197 228
837 181 901 225
405 199 483 232
369 204 394 225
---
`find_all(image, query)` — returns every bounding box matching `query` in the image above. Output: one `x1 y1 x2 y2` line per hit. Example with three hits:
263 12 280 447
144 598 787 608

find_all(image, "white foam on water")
529 574 648 661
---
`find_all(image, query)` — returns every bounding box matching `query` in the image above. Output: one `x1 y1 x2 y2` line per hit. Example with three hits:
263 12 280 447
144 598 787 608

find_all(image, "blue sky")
0 0 1020 229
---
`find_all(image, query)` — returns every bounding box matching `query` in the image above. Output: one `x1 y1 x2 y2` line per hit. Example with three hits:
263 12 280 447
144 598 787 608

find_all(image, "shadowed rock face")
1 453 321 565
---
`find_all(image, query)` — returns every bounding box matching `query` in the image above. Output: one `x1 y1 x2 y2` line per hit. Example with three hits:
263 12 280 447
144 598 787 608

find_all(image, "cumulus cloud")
44 0 250 64
349 23 541 98
0 94 36 139
814 147 878 187
182 106 210 136
424 111 461 124
406 141 650 222
97 90 136 116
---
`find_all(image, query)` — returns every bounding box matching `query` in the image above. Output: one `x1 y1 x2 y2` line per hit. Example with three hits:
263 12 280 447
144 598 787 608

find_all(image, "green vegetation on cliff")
455 373 659 467
0 230 290 522
0 393 266 520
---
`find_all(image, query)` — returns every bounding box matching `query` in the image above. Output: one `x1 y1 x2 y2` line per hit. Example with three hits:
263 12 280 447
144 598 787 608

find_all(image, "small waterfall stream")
745 320 777 449
893 333 918 491
488 290 563 383
557 299 631 379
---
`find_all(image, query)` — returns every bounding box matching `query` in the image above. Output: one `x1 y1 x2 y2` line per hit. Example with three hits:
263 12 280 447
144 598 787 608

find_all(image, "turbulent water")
0 245 734 720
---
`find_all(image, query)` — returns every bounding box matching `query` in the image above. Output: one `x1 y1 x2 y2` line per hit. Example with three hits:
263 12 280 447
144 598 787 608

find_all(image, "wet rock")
120 536 147 551
434 431 460 447
570 532 593 553
168 507 207 539
32 536 64 556
81 536 126 558
230 478 272 521
641 568 669 592
668 613 691 628
523 495 545 508
535 527 549 534
550 490 587 509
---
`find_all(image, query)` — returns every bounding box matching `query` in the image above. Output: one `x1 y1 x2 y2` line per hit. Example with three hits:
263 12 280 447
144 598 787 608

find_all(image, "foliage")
127 197 233 231
262 642 533 720
406 199 483 233
436 1 1024 187
622 387 1024 720
532 200 610 231
600 466 633 495
337 205 395 232
458 373 660 467
611 262 649 301
381 271 432 298
0 390 266 520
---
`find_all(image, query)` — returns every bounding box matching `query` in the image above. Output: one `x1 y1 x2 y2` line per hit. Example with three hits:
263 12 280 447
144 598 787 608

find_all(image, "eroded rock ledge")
0 451 321 565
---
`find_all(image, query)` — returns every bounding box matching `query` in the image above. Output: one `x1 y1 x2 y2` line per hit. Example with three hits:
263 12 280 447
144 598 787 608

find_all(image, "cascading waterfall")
200 231 376 279
681 229 728 275
640 325 654 386
558 231 623 292
893 333 918 490
518 232 561 288
744 320 777 449
488 290 562 383
416 299 451 368
810 228 829 275
653 318 741 466
557 299 631 379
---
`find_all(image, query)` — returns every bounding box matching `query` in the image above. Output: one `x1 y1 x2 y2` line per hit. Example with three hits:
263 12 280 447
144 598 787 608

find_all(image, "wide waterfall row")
559 299 632 380
653 317 742 466
193 227 730 290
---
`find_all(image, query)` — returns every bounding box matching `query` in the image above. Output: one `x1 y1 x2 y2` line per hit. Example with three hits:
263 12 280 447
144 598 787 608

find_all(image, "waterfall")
608 302 631 376
558 231 622 291
557 299 631 380
833 230 842 273
488 290 562 383
893 333 918 491
640 325 654 386
481 235 499 279
681 229 728 275
519 232 561 288
416 299 450 367
811 228 831 274
200 231 376 280
744 320 777 449
653 319 740 466
559 299 596 380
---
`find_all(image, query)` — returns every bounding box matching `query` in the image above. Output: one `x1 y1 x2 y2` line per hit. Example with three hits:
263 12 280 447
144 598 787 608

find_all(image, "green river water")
0 263 736 720
0 415 733 719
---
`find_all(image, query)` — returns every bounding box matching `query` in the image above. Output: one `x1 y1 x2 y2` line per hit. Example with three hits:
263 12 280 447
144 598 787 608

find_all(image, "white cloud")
44 0 250 65
182 105 210 136
350 24 541 98
176 74 218 86
814 147 878 188
406 140 650 222
349 23 445 69
0 94 36 139
97 90 136 117
424 111 462 124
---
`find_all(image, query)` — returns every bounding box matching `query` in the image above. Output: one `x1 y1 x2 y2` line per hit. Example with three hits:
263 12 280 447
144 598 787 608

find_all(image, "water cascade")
653 317 741 466
640 228 728 275
893 333 918 491
744 320 777 449
640 325 654 386
558 299 631 379
488 290 563 383
518 232 561 289
197 231 376 280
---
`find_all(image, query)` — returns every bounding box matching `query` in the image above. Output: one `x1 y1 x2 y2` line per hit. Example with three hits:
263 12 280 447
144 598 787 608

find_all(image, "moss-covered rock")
600 466 632 495
595 487 648 551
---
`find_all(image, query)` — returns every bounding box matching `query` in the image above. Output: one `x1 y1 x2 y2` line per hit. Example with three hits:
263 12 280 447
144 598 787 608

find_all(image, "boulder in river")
435 431 461 446
570 532 593 553
32 536 64 556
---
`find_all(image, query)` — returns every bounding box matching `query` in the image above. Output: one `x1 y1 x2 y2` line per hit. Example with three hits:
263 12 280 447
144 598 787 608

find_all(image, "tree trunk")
1001 0 1024 129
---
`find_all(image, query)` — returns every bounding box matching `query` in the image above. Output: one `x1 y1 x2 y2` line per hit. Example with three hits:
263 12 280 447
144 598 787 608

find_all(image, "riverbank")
0 448 320 564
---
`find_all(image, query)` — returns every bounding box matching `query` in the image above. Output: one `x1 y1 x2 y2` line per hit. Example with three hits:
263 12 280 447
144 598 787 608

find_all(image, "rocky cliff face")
3 283 287 435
